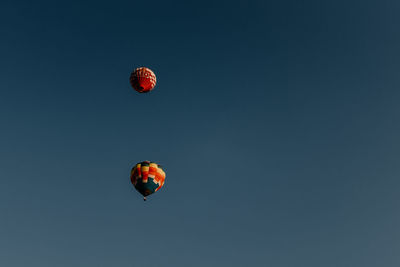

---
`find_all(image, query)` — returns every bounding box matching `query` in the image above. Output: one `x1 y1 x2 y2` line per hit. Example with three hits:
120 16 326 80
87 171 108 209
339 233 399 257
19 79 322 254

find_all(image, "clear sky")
1 0 400 266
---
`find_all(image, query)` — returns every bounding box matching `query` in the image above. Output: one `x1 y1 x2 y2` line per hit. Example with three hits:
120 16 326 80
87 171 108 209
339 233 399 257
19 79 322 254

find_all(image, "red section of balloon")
130 67 157 93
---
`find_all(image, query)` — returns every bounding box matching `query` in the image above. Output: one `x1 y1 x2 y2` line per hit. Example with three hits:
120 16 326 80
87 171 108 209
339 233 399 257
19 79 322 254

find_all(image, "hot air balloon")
130 67 157 93
130 161 166 201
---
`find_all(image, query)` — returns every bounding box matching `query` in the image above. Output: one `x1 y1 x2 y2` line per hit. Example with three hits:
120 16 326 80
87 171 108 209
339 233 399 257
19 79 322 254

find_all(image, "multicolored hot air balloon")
130 67 157 93
130 161 166 201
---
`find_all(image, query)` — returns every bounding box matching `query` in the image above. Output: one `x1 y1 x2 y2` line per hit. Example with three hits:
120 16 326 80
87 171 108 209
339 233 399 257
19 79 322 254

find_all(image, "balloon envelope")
130 67 157 93
130 161 166 199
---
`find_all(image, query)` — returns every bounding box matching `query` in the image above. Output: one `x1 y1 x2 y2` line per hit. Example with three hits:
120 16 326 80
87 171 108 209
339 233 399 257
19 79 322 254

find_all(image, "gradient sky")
1 0 400 266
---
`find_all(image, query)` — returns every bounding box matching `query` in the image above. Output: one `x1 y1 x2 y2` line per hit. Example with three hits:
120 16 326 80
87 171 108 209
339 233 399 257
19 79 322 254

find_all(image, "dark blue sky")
1 0 400 266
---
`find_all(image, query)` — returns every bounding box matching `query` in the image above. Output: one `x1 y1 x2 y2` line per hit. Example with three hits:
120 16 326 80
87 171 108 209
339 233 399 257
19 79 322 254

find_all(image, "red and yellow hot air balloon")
130 161 166 201
130 67 157 93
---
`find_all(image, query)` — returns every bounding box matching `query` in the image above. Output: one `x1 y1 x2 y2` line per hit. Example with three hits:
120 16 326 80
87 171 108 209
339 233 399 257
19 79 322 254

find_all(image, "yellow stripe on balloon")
141 166 149 172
